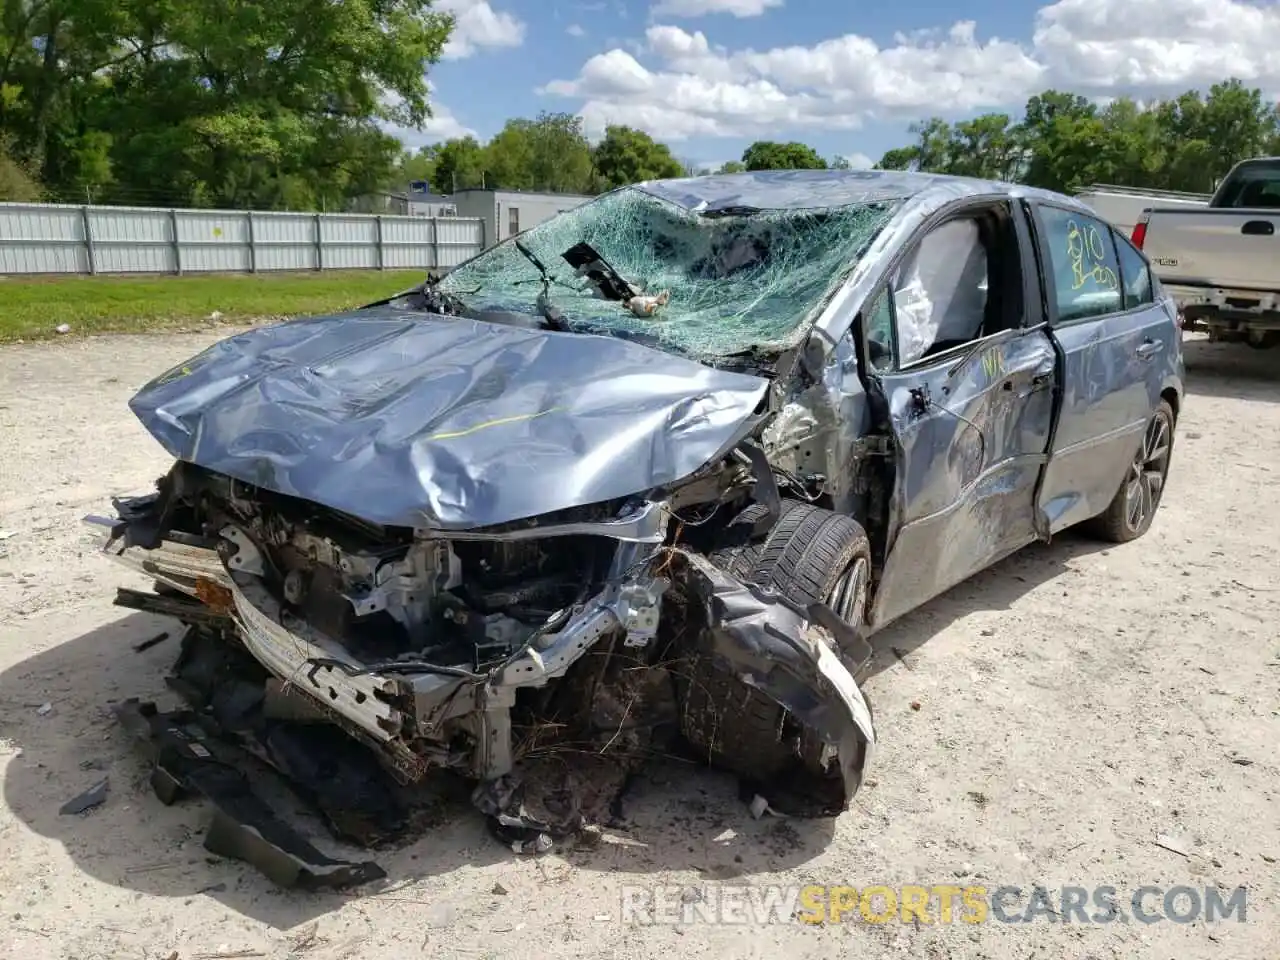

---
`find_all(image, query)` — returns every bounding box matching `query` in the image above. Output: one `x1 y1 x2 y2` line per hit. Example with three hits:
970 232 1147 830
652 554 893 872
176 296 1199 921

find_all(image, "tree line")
1 0 453 209
397 115 855 197
873 80 1280 195
1 0 1275 212
374 79 1280 205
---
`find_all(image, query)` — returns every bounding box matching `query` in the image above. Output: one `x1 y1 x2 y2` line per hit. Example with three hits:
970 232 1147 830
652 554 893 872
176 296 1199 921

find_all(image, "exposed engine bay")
90 451 875 884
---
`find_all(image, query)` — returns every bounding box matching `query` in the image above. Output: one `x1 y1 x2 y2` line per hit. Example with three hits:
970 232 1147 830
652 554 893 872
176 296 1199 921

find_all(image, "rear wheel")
1085 400 1175 543
681 502 871 775
1246 330 1280 349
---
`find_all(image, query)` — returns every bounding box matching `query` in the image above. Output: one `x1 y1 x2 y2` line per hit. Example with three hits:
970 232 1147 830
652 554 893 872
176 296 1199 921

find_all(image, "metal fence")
0 202 487 276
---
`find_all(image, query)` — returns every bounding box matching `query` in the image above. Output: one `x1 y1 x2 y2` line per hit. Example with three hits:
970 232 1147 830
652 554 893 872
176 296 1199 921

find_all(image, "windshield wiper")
513 240 571 331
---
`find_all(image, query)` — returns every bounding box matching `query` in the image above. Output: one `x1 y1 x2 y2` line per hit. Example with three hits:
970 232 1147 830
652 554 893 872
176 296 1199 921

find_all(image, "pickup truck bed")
1135 157 1280 346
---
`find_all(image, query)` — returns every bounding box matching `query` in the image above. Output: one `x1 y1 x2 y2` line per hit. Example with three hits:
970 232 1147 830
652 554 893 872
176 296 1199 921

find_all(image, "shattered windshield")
435 186 900 358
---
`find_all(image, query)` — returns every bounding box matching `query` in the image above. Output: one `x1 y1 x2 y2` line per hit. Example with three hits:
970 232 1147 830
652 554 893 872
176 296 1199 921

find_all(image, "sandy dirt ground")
1 329 1277 960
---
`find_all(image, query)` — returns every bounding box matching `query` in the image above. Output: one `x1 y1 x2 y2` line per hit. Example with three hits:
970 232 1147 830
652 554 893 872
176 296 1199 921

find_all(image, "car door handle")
1242 220 1275 236
1135 339 1161 360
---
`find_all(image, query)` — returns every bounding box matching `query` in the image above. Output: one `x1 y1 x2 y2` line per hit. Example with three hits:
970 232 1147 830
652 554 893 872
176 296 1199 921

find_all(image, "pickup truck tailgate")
1142 210 1279 290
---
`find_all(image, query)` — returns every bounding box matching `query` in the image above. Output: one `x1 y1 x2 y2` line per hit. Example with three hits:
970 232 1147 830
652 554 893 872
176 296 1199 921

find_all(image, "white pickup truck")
1133 157 1280 347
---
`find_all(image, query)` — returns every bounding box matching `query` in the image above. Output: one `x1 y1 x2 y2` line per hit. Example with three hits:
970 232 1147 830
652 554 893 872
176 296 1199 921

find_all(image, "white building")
404 181 459 218
450 188 593 248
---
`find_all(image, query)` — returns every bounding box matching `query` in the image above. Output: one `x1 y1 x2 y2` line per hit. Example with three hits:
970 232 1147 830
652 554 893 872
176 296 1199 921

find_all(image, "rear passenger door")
1027 201 1170 533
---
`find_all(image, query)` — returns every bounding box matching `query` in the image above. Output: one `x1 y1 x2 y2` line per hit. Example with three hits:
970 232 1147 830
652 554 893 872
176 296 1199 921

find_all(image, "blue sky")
408 0 1280 170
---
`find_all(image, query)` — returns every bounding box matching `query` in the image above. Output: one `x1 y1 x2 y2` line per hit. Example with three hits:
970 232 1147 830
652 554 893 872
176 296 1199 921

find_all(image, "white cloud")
650 0 784 17
542 0 1280 142
384 97 477 148
845 152 875 170
1033 0 1280 92
438 0 526 59
567 23 586 37
544 21 1042 139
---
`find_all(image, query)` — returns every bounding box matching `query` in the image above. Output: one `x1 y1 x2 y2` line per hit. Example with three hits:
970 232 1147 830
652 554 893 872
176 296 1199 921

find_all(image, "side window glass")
1114 231 1153 309
1038 206 1123 322
863 288 896 371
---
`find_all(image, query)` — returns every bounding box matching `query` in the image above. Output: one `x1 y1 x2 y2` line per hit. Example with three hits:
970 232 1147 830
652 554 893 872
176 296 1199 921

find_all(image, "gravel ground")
0 330 1277 960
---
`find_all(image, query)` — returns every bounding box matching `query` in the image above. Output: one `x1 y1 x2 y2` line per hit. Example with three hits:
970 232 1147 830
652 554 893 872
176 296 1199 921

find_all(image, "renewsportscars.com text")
617 883 1249 926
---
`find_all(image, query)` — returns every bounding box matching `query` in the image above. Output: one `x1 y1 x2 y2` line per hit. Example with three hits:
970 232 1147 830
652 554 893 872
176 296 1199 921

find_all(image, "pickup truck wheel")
1246 331 1280 349
680 502 871 776
1085 400 1175 543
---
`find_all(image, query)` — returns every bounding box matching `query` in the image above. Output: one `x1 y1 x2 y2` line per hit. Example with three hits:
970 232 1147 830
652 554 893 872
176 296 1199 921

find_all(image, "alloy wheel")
828 555 869 625
1123 410 1172 533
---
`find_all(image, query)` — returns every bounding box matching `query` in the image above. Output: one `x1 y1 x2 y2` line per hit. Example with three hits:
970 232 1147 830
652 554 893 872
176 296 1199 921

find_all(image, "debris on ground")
59 778 109 815
114 698 386 891
36 702 52 716
1154 833 1192 858
288 921 319 951
54 323 71 334
132 630 170 653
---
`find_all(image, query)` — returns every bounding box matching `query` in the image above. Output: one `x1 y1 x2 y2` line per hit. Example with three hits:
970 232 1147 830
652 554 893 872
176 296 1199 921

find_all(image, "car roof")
630 168 1071 214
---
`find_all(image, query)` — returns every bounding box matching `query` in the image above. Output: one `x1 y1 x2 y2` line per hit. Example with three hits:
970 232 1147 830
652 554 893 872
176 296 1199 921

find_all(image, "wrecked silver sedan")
87 170 1183 884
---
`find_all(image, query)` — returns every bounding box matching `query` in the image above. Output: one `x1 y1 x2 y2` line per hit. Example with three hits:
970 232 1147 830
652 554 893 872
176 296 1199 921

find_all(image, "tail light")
1131 216 1148 249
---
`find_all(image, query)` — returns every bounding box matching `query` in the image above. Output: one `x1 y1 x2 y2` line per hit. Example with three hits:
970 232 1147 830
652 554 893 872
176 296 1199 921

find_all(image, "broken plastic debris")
749 794 782 819
55 323 71 334
510 833 553 855
60 778 109 815
36 702 52 716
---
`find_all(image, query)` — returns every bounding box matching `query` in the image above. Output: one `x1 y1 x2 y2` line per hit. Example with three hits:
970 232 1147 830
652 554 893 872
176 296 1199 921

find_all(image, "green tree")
396 145 440 190
480 112 594 193
0 139 42 200
1 0 454 208
716 160 746 174
874 146 919 170
590 124 684 190
876 79 1280 197
947 114 1023 181
741 140 827 171
431 136 487 193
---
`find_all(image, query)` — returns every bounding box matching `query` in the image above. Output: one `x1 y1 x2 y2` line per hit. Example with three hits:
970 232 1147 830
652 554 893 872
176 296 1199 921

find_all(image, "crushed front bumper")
84 502 876 872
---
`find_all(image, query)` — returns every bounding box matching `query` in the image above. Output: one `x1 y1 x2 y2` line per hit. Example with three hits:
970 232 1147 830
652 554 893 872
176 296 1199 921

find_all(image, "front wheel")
1085 400 1175 543
679 502 872 779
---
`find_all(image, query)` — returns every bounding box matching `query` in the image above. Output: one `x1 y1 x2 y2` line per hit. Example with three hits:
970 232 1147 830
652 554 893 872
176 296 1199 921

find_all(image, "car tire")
1246 330 1280 349
709 500 872 626
1084 400 1175 543
679 502 872 775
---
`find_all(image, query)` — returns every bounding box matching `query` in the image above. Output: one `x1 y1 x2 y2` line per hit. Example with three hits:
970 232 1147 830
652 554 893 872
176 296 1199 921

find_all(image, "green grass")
0 270 428 342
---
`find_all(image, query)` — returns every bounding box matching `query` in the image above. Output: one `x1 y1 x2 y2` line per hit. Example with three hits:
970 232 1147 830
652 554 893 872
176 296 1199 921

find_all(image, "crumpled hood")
129 308 769 529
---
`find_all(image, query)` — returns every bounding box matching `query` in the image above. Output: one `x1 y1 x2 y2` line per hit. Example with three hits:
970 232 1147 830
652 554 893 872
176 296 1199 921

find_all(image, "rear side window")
1038 205 1123 322
1114 231 1153 309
